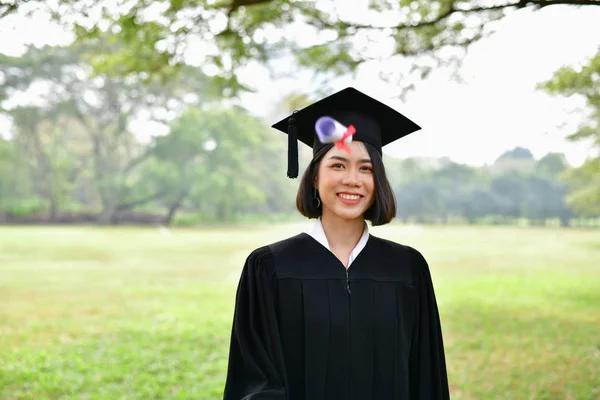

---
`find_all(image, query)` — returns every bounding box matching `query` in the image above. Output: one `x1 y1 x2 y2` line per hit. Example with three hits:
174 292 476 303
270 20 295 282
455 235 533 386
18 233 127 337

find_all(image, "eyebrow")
328 155 372 163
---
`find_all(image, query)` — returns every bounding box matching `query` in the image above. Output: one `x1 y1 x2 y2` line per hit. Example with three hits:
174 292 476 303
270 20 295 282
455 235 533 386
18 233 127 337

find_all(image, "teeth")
339 194 360 200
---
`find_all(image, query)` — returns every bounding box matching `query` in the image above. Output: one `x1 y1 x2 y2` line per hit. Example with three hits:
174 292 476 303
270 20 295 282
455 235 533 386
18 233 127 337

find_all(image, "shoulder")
243 244 276 279
246 244 274 264
267 232 310 253
368 235 431 278
268 233 316 266
244 233 310 276
369 234 427 262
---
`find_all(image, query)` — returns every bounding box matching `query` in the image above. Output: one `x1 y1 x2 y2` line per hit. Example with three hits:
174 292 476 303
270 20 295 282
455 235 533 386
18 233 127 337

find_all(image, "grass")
0 223 599 399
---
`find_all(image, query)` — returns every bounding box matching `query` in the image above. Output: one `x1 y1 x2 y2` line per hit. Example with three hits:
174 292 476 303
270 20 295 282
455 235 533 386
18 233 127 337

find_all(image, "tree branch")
530 0 600 7
303 0 599 32
123 149 151 174
117 189 169 211
215 0 272 12
0 2 18 19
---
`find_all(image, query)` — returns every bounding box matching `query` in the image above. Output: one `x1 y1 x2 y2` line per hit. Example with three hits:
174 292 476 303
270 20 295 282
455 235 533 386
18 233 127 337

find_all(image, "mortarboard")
271 87 421 178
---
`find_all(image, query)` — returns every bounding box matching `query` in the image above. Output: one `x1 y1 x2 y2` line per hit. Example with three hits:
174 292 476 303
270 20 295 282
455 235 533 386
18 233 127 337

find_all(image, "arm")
223 248 288 400
408 248 450 399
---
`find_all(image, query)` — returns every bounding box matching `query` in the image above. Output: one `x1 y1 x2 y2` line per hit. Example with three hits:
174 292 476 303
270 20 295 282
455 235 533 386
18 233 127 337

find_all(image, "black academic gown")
223 233 450 400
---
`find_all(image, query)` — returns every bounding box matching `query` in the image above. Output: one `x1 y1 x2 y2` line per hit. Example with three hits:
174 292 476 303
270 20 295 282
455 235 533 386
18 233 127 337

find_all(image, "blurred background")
0 1 599 399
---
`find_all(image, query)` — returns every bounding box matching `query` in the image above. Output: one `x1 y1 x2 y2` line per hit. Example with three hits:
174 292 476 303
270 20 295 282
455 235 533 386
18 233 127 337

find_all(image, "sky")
0 3 599 167
236 5 600 167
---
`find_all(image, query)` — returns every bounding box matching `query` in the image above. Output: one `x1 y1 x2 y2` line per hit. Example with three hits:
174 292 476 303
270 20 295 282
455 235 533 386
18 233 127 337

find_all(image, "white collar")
305 218 369 267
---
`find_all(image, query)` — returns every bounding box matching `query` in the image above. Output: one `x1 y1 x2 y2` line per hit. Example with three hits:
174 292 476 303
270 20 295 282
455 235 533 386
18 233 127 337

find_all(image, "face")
314 141 375 223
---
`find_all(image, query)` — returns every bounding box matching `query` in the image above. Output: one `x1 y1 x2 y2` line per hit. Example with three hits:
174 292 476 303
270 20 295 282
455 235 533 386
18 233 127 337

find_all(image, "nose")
342 167 361 187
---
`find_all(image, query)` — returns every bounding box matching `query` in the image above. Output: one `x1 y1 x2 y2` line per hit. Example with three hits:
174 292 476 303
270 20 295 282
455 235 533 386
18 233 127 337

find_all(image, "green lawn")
0 223 599 399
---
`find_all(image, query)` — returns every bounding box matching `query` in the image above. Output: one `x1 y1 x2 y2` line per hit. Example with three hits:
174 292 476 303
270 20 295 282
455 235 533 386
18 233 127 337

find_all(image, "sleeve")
408 248 450 399
223 247 288 400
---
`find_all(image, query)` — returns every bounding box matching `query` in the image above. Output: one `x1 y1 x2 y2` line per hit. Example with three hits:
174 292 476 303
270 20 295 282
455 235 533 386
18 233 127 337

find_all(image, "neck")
320 212 365 252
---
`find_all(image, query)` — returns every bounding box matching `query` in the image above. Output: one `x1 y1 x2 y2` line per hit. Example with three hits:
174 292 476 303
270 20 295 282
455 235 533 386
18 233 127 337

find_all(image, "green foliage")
6 0 595 94
0 35 597 226
561 159 600 217
536 152 568 179
392 153 574 225
143 105 294 223
497 146 535 161
0 139 21 210
0 39 296 225
539 49 600 216
0 40 215 222
540 51 600 102
4 197 47 216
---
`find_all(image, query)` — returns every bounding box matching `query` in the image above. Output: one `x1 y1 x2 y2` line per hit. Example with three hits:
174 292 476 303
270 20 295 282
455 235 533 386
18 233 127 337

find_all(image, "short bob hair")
296 141 396 226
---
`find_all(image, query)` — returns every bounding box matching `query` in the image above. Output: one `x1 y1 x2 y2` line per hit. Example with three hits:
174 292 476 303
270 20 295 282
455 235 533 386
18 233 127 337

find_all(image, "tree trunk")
439 213 448 224
30 128 60 223
216 203 229 222
97 204 118 224
97 189 121 225
163 190 189 226
48 199 58 222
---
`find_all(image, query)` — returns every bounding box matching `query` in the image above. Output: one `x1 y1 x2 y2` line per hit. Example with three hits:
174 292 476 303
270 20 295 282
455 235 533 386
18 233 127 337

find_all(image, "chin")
330 207 368 221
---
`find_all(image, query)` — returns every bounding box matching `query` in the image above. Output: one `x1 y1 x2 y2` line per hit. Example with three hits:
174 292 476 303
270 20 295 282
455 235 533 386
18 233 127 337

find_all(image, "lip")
336 192 363 205
337 192 363 197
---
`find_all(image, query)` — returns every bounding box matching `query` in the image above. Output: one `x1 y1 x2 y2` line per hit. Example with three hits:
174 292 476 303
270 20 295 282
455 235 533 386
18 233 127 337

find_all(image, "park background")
0 0 599 399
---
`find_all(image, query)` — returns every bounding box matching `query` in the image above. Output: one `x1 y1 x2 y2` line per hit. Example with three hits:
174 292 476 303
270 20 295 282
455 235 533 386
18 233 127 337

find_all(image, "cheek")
365 180 376 202
365 176 375 193
317 170 336 188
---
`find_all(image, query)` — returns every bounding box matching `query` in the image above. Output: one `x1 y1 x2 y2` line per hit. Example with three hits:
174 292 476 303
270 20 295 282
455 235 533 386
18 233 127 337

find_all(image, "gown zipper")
346 264 352 399
346 267 351 294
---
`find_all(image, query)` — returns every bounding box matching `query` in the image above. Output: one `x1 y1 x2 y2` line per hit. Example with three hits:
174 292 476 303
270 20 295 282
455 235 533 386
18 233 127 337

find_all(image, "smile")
338 193 362 200
337 193 363 205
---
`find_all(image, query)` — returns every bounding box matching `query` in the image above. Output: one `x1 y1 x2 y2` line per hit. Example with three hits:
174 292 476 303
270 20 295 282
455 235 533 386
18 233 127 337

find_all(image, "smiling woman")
223 87 450 400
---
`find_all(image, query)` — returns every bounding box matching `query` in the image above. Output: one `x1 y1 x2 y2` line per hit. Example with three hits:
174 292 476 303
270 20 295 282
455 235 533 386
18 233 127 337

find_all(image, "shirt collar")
305 218 369 266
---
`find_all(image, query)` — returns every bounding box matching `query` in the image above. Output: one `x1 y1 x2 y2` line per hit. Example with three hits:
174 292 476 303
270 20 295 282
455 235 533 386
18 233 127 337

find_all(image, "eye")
331 163 344 169
360 165 373 172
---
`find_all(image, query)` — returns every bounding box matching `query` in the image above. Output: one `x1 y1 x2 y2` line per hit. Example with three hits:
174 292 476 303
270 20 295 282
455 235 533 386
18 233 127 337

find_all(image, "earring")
312 188 321 208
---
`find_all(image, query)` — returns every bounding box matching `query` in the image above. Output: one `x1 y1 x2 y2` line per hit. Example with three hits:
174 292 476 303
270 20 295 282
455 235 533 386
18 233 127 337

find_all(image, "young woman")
223 87 450 400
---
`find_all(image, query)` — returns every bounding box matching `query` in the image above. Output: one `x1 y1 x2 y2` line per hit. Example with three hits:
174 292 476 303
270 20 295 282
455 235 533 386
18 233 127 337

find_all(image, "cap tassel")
287 115 298 178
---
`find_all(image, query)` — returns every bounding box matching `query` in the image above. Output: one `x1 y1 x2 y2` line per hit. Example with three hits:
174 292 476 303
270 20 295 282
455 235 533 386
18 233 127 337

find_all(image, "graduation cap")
271 87 421 178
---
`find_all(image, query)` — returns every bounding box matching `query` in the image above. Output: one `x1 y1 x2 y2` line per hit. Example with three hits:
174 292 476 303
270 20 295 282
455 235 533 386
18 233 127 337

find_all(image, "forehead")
324 141 371 160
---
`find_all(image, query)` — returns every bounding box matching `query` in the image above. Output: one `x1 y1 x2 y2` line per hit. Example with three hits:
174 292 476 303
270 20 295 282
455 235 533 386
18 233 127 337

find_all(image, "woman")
223 87 450 399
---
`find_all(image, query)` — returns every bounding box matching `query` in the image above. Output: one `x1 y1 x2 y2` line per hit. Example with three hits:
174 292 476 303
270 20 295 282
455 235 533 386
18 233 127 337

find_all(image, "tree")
539 50 600 217
4 1 598 95
147 105 295 224
4 107 70 220
0 41 214 223
491 146 536 175
536 152 568 179
534 153 572 225
497 147 535 161
0 138 37 220
394 182 443 223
